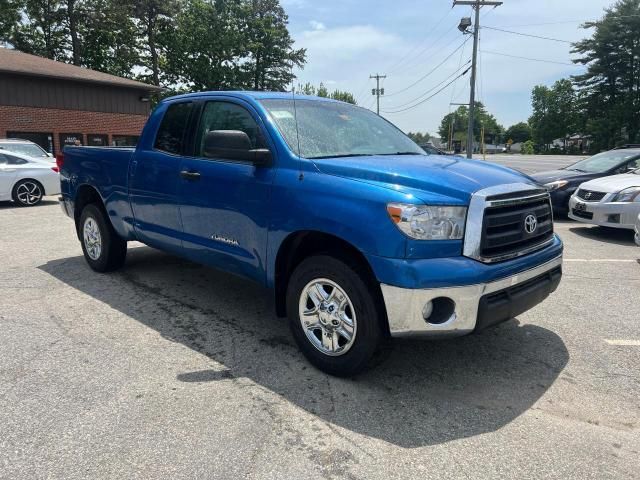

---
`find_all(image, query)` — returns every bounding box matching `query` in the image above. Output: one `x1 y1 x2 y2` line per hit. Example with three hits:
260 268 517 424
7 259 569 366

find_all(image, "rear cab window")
154 102 194 155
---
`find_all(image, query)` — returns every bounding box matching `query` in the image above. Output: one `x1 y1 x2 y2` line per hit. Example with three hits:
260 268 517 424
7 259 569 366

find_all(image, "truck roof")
163 90 343 104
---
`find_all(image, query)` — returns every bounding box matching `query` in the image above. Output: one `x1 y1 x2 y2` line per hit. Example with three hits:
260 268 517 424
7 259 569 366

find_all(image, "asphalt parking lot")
1 158 638 479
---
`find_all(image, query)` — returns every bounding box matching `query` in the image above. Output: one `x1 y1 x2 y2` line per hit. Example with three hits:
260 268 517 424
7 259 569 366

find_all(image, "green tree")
572 0 640 150
505 122 532 144
295 82 356 104
529 79 577 150
9 0 67 60
407 132 431 144
242 0 306 91
438 102 503 149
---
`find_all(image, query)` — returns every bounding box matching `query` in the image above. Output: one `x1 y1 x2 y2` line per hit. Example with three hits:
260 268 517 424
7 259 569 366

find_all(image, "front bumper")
568 195 640 229
381 255 562 337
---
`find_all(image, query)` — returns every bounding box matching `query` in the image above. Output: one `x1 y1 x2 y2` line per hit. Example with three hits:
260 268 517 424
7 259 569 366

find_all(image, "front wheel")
286 255 384 376
79 204 127 272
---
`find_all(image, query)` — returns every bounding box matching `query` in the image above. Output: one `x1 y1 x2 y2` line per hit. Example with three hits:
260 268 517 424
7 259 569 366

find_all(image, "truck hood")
579 173 640 192
312 154 536 203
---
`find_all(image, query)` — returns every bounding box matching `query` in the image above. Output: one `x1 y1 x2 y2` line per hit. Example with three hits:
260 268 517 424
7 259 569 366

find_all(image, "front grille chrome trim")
464 183 552 263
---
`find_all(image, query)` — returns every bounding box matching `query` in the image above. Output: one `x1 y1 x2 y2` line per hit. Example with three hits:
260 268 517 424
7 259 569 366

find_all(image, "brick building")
0 47 163 154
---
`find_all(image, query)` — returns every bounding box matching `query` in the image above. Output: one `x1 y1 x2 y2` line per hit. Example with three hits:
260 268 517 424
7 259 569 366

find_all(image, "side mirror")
203 130 271 166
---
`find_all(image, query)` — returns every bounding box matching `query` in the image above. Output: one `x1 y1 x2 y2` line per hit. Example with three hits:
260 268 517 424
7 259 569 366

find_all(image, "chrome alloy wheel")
298 278 357 356
83 217 102 260
16 181 42 205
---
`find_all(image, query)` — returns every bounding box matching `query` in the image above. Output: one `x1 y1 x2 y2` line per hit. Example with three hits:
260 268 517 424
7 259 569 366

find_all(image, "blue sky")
283 0 614 137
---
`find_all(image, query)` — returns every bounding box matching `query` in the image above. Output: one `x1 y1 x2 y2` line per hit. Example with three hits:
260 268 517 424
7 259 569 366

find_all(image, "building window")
87 134 108 146
7 132 54 154
112 135 139 147
60 133 84 148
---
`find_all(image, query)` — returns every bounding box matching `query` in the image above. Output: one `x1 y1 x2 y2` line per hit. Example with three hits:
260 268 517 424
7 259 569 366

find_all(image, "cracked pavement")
0 196 639 479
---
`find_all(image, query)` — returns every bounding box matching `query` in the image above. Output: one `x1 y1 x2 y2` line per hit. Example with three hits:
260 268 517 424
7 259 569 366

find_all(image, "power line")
384 60 471 110
385 8 455 74
382 67 471 114
481 50 580 66
386 37 471 97
482 25 573 43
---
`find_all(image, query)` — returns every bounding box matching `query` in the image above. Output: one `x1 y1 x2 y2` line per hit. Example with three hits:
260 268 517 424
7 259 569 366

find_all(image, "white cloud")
308 20 326 31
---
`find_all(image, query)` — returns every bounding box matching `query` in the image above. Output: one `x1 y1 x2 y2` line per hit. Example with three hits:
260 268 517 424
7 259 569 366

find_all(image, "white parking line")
564 259 638 263
604 339 640 346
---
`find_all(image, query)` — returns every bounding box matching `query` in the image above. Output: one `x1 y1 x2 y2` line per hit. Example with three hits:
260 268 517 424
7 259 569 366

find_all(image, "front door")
129 101 194 251
178 99 276 284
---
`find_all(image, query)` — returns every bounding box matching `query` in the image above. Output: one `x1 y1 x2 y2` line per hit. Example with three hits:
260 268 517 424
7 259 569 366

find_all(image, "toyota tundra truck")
58 92 563 376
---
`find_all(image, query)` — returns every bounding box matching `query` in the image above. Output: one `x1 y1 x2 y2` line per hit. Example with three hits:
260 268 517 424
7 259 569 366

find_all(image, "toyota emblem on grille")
524 214 538 234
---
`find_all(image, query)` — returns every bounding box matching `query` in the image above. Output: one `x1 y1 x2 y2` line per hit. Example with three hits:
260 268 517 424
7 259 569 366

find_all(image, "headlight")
544 180 568 191
612 186 640 203
387 204 467 240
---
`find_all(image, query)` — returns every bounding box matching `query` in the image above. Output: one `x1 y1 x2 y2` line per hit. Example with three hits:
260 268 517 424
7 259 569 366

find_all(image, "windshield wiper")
308 153 372 159
566 168 587 172
378 152 425 156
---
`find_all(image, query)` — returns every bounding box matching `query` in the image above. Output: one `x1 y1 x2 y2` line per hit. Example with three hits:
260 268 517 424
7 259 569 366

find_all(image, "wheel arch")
73 184 107 238
273 230 389 335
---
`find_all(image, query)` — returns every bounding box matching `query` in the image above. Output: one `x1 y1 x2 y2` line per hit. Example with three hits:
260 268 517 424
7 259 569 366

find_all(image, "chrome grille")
463 184 555 263
480 196 553 260
576 189 606 202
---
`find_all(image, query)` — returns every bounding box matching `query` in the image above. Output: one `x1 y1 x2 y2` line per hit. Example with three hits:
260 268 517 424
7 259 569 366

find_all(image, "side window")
0 154 7 164
154 102 193 155
6 155 28 165
195 101 266 159
628 157 640 170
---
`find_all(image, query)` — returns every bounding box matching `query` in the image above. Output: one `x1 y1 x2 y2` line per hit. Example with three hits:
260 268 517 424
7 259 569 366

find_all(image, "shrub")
522 140 535 155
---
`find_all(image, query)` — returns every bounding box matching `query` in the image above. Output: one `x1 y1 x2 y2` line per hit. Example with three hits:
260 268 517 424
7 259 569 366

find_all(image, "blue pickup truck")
58 91 563 376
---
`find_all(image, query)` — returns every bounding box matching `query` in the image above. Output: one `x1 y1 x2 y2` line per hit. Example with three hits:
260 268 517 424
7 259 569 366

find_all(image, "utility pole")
370 73 386 115
453 0 502 159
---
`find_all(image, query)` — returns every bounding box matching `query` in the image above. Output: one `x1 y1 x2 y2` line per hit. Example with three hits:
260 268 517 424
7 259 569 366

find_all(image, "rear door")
177 98 276 283
129 101 194 251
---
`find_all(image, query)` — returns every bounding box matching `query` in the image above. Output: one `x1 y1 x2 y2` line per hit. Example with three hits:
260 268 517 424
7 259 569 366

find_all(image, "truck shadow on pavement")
39 246 569 448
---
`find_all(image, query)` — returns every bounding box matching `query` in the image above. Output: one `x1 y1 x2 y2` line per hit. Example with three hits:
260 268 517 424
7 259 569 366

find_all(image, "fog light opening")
422 297 456 325
607 213 620 224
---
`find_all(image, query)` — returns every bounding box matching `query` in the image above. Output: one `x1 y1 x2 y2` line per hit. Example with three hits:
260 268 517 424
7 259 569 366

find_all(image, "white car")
568 169 640 229
0 150 60 206
0 138 54 163
635 213 640 246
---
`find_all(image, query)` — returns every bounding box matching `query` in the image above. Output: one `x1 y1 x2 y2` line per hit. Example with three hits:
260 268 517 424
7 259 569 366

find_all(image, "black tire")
78 204 127 272
286 255 385 377
12 179 44 207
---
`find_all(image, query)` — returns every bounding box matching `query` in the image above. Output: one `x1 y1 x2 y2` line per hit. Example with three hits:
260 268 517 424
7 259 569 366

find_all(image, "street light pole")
453 0 502 159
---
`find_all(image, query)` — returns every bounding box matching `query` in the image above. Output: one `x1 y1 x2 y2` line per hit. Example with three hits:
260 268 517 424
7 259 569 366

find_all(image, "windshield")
260 99 425 159
0 143 49 158
566 150 638 173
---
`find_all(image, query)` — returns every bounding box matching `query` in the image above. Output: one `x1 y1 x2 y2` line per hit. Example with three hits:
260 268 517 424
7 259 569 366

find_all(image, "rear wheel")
286 255 384 376
79 204 127 272
12 179 43 207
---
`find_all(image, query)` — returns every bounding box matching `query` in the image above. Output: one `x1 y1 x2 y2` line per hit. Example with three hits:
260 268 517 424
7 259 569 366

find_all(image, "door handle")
180 170 201 180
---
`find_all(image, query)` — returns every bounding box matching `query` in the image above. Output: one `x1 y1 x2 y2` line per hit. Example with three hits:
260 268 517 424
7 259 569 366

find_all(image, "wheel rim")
16 182 42 205
298 278 357 357
83 217 102 260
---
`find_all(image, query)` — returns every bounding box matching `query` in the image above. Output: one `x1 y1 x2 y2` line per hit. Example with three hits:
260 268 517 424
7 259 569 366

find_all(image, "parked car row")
530 145 640 235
